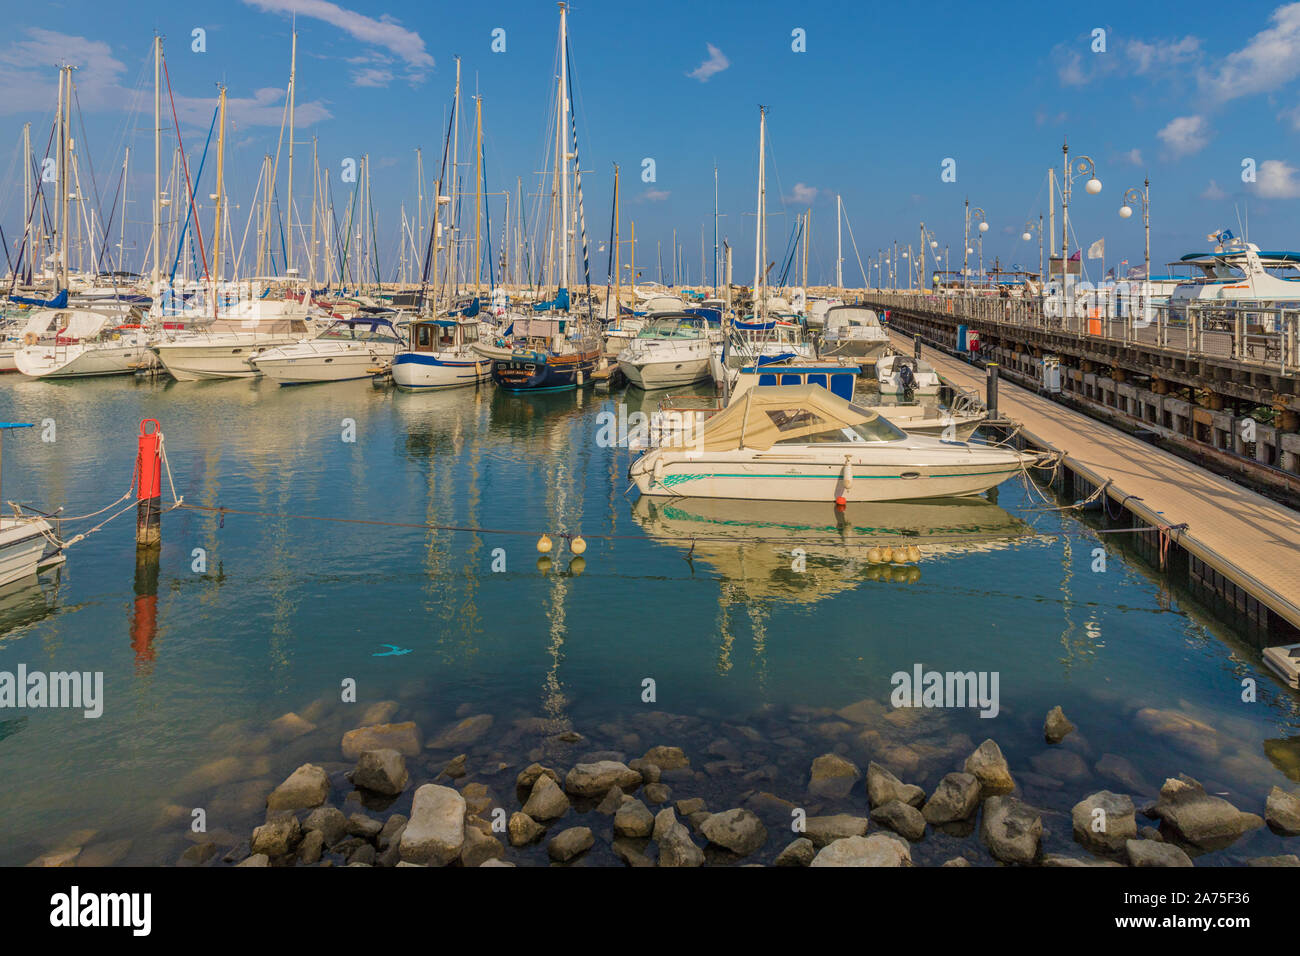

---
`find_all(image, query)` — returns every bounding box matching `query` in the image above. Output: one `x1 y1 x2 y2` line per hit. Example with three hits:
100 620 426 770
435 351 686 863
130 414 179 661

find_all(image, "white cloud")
243 0 434 84
1199 1 1300 102
1157 115 1210 157
174 87 332 128
1126 36 1200 74
0 28 128 114
1117 148 1143 165
1201 180 1228 200
787 183 818 203
687 43 730 82
1254 159 1300 198
642 189 670 202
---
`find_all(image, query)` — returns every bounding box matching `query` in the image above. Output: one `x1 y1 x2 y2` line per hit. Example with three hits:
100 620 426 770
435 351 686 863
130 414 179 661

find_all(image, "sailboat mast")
558 1 569 291
58 67 70 292
286 28 297 275
836 194 843 289
474 95 483 296
450 57 461 293
152 36 162 292
712 164 719 293
613 163 621 310
753 106 766 313
213 85 226 284
310 137 319 287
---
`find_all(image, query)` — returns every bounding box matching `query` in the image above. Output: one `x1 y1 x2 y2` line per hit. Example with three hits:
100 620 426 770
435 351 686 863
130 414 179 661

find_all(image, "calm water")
0 374 1297 866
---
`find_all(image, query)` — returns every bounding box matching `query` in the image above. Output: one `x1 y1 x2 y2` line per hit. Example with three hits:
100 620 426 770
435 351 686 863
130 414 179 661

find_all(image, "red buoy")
136 419 162 548
835 495 847 508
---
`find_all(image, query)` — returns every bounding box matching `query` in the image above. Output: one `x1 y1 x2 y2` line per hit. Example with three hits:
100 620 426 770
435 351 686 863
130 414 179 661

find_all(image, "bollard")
136 419 162 549
913 334 922 363
986 363 999 420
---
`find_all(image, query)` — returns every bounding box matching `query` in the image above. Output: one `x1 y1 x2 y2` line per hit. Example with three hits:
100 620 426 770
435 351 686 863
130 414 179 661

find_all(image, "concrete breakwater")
29 694 1300 868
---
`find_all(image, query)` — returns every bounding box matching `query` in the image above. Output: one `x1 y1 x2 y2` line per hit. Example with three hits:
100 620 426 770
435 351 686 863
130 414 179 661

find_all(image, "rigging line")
70 82 114 277
161 53 211 279
167 104 218 283
6 121 57 299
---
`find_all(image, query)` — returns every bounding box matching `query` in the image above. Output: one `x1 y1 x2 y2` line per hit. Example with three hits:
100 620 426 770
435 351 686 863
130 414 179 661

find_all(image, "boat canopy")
9 289 68 309
21 310 59 334
668 383 886 452
59 310 108 339
825 306 880 330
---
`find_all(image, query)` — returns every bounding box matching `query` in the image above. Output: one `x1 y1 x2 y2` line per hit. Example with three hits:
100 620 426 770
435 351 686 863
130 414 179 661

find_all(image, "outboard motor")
898 360 917 402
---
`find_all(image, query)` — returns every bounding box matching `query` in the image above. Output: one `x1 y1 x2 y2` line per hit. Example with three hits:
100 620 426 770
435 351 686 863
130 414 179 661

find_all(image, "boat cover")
666 383 881 452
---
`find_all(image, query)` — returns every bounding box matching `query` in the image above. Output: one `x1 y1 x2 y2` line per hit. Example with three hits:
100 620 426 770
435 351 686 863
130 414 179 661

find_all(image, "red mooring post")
136 419 162 548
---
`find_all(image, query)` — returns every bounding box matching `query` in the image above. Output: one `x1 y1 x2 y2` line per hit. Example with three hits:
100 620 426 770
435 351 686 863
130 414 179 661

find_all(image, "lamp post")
920 224 939 294
964 200 986 289
1061 137 1101 272
1022 217 1044 283
1119 177 1150 281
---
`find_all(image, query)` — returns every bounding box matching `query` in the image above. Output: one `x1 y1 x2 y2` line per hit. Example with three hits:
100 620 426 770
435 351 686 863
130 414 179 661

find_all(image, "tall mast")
415 147 423 278
309 137 318 286
613 163 621 311
474 94 483 296
213 85 226 283
802 210 810 288
753 106 765 302
286 28 297 274
558 1 569 291
449 57 461 292
21 123 31 278
58 67 70 292
836 194 843 289
152 36 162 292
629 219 635 292
712 164 719 292
118 147 129 274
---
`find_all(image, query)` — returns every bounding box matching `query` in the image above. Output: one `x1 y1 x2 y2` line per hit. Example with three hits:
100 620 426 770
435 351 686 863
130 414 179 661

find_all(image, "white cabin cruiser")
819 305 890 362
629 384 1034 502
618 313 714 389
151 292 315 381
251 316 405 384
877 353 941 397
805 297 845 329
14 310 152 379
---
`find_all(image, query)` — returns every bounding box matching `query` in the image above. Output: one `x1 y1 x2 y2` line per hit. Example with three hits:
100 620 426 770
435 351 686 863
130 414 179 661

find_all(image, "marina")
0 0 1298 904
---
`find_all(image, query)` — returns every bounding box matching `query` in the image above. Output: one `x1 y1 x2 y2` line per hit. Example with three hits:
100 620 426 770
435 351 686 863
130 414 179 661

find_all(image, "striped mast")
564 14 593 324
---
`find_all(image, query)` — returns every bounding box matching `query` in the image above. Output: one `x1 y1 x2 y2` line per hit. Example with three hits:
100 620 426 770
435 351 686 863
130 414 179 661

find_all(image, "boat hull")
489 350 600 392
0 519 49 588
14 343 149 378
391 352 492 389
620 356 712 390
255 345 400 384
153 337 296 381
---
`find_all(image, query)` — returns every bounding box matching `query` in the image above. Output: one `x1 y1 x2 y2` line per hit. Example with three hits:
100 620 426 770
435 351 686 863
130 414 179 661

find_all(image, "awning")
664 383 882 452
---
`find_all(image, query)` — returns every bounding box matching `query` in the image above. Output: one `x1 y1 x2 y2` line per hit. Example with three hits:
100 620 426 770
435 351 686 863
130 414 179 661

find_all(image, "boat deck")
892 331 1300 632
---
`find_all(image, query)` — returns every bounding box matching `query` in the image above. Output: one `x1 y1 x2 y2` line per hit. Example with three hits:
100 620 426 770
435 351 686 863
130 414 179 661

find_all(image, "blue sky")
2 0 1299 286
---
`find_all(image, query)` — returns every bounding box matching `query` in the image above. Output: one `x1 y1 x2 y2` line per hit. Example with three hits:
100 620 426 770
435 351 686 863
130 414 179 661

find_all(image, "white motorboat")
151 291 315 381
14 310 152 379
877 353 941 397
618 313 714 389
819 305 890 362
0 517 50 587
602 313 646 355
252 316 405 384
628 384 1032 502
804 297 844 329
392 314 492 390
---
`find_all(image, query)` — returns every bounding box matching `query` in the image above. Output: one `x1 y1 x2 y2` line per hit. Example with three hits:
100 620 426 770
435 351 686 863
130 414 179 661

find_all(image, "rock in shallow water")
399 784 465 866
614 799 655 838
303 806 347 847
963 739 1015 797
979 795 1042 865
1265 785 1300 835
808 753 860 799
1044 706 1075 744
774 837 815 867
522 774 570 821
870 800 926 841
810 833 910 867
548 826 594 862
352 748 409 796
342 722 421 760
429 714 494 750
508 812 545 847
1126 838 1193 867
564 760 643 797
266 763 330 811
1149 774 1263 849
1071 791 1137 854
803 814 870 848
922 773 981 825
699 808 767 856
866 762 925 809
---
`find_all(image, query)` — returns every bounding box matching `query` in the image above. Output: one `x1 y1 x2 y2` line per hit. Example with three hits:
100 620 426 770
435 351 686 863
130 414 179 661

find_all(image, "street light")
1023 215 1044 282
1061 137 1101 272
1120 178 1150 281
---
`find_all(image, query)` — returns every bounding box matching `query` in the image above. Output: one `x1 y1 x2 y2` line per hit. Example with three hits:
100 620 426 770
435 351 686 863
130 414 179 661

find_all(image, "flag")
1126 264 1148 279
1087 238 1105 259
1068 250 1082 261
1106 267 1115 279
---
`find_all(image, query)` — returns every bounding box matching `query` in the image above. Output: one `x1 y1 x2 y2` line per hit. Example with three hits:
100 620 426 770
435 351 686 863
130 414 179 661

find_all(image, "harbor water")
0 375 1297 866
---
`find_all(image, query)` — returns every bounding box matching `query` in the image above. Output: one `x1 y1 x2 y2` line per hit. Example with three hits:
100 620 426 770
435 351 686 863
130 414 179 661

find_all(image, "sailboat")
472 2 601 392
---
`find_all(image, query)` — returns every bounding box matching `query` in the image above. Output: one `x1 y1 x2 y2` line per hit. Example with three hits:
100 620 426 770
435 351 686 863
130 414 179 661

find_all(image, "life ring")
23 331 39 346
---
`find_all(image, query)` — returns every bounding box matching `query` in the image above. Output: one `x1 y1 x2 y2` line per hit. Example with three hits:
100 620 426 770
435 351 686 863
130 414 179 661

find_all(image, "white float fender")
652 455 665 486
840 456 854 489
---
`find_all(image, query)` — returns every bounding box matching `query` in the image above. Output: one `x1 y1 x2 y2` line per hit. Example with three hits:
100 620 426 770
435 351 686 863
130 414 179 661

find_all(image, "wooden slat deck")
891 332 1300 630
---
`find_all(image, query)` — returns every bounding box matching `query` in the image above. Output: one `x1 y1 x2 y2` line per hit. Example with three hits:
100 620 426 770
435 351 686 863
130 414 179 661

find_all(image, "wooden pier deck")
891 331 1300 632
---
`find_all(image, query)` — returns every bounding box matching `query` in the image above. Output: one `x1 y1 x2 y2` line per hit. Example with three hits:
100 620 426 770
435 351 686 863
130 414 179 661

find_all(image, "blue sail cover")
9 289 68 309
685 307 722 325
449 297 480 318
533 287 570 312
734 318 777 331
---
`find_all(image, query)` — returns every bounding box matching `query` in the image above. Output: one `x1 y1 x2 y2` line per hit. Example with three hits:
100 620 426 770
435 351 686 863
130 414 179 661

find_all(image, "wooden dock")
892 331 1300 635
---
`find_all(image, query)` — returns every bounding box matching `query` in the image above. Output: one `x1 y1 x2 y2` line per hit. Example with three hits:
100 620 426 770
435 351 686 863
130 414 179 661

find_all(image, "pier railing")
864 291 1300 374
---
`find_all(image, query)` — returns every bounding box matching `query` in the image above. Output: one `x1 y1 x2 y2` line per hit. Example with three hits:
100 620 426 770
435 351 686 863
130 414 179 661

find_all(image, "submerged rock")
547 826 594 862
808 753 860 799
614 799 655 838
810 833 910 867
302 806 348 847
352 749 408 796
1265 786 1300 835
1071 791 1137 854
774 837 815 867
515 763 560 791
870 800 926 841
1149 775 1263 849
1044 706 1075 744
461 826 505 867
642 745 690 770
1095 753 1154 794
1126 838 1193 867
654 809 703 867
803 814 870 848
429 714 494 750
251 816 302 857
979 796 1042 865
921 773 981 825
563 760 642 797
866 762 925 809
341 722 422 759
964 739 1016 797
522 774 570 821
699 808 767 856
399 784 466 866
266 764 330 811
1133 708 1219 760
508 812 545 847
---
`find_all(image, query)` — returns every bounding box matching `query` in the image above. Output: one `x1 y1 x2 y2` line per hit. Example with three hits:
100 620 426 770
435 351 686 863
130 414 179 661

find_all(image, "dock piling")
135 419 162 549
986 363 999 419
913 334 921 363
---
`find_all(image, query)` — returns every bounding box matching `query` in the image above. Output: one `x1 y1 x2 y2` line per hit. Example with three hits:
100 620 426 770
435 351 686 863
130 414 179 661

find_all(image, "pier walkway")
890 330 1300 632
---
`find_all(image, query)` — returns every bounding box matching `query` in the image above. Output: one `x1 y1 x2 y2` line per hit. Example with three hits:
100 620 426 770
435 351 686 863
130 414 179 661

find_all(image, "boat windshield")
319 321 400 343
774 411 905 444
639 316 703 338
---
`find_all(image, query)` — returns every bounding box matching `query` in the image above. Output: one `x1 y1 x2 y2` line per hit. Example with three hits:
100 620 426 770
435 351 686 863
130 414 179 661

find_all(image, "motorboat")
618 313 714 389
14 310 152 379
628 383 1035 502
805 297 844 329
251 316 406 384
391 314 492 390
877 353 941 397
818 305 890 362
0 423 53 587
151 289 315 381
